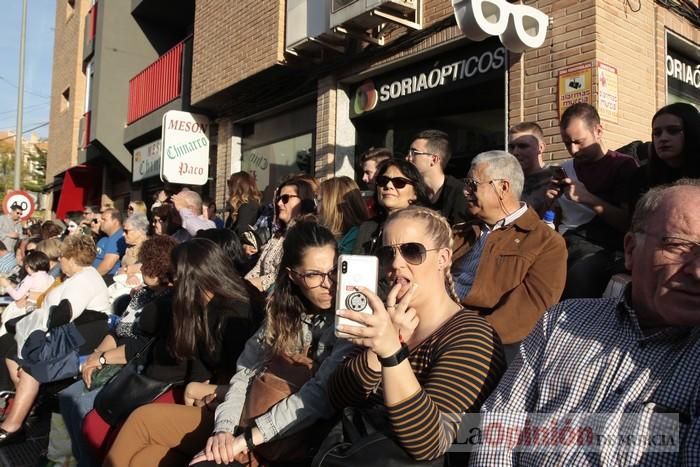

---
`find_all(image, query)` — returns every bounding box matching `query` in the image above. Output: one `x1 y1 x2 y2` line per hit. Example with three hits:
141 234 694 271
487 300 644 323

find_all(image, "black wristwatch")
244 426 255 451
378 343 409 367
98 352 107 366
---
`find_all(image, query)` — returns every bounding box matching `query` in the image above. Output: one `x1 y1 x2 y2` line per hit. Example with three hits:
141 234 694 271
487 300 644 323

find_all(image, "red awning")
54 165 99 219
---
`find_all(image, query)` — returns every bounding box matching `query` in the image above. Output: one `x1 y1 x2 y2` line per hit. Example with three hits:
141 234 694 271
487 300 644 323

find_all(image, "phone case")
335 254 378 337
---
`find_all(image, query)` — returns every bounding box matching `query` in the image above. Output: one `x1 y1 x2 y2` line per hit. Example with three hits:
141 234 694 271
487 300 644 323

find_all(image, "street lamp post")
14 0 28 190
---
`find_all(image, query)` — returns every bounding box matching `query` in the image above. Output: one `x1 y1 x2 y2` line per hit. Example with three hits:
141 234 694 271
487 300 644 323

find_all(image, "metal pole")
14 0 28 190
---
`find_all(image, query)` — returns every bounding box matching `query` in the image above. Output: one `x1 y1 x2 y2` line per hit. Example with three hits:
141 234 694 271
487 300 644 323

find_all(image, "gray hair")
631 178 700 233
180 190 204 214
124 213 150 235
471 150 525 200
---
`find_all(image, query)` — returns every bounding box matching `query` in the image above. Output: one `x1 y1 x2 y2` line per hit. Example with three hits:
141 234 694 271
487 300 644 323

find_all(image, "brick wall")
315 76 337 181
509 0 699 162
191 0 285 106
215 119 232 207
47 0 88 180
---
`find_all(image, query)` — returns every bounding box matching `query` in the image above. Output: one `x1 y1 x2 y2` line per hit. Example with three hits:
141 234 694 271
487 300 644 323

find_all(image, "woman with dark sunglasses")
244 175 317 293
328 206 505 463
106 219 353 467
353 159 430 256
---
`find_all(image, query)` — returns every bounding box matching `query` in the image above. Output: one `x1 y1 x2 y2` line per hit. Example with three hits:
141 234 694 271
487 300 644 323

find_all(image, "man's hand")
561 178 594 205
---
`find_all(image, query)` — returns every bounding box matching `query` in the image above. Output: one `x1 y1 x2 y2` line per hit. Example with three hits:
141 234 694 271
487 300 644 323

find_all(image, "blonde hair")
35 238 62 261
318 177 369 238
128 200 147 215
385 206 460 304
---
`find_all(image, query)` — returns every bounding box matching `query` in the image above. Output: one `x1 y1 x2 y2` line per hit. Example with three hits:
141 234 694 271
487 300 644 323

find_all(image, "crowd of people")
0 100 696 466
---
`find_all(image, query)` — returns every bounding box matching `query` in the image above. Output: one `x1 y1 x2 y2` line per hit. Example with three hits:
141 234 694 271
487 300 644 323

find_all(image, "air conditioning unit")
330 0 418 31
286 0 332 51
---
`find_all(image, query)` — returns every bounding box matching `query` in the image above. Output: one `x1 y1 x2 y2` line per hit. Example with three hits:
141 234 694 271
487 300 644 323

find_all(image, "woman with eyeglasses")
105 219 353 467
630 103 700 208
318 176 369 254
244 175 317 293
328 206 505 462
354 158 430 255
120 214 150 270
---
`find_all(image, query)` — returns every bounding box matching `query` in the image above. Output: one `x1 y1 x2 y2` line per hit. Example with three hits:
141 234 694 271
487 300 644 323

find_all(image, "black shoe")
0 427 26 447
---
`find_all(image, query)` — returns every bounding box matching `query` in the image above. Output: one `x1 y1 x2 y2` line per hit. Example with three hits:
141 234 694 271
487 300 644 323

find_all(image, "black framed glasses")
276 194 300 204
375 175 415 190
127 206 134 211
289 267 337 289
377 242 439 267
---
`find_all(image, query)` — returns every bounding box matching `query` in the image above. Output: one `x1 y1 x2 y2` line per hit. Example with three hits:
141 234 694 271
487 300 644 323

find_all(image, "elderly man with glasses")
0 203 24 253
451 150 567 362
470 178 700 466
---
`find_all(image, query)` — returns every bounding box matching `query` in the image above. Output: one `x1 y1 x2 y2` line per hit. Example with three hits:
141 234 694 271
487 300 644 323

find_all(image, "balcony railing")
127 37 189 124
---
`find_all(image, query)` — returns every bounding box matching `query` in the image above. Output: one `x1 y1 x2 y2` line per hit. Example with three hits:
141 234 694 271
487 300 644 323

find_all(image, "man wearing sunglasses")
451 151 566 362
0 203 24 253
471 179 700 466
406 129 470 226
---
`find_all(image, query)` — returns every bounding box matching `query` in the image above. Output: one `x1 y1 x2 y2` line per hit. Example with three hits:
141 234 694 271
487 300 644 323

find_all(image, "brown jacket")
451 207 567 344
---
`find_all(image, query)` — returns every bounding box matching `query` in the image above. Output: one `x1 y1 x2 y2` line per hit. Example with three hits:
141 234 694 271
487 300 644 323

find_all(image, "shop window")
61 87 71 112
241 133 314 200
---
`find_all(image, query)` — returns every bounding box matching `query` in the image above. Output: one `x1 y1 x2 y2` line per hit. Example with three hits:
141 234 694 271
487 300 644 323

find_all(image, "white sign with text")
160 110 210 185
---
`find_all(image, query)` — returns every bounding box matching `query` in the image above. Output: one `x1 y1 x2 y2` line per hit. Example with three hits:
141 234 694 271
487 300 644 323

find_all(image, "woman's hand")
336 285 416 358
81 352 102 389
384 283 420 343
190 432 247 465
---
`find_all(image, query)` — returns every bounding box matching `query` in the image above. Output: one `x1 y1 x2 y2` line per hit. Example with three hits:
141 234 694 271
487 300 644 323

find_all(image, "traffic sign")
3 190 36 220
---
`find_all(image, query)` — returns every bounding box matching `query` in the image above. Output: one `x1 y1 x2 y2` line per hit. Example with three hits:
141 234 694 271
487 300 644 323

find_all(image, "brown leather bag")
234 348 316 466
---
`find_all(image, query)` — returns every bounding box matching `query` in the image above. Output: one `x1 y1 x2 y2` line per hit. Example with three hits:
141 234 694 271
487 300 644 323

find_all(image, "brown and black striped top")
329 309 506 461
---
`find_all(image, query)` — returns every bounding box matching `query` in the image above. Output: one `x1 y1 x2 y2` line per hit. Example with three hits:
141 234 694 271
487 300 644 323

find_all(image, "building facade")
46 0 700 214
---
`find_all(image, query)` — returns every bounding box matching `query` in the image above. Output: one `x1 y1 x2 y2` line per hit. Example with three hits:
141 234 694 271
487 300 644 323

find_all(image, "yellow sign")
597 61 619 123
558 63 593 118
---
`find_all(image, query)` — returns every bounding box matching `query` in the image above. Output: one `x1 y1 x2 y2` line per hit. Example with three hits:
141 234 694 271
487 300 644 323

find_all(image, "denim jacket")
214 312 353 442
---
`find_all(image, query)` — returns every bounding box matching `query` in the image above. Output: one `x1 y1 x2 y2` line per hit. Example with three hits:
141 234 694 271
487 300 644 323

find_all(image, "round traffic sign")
3 190 36 220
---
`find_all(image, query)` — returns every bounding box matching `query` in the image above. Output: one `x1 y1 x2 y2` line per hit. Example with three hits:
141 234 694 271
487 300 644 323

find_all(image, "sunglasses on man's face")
377 242 439 267
375 175 415 190
276 194 300 205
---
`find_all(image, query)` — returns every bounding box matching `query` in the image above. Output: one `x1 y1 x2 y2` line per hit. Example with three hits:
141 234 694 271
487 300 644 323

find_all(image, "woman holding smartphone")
105 219 353 467
330 206 506 462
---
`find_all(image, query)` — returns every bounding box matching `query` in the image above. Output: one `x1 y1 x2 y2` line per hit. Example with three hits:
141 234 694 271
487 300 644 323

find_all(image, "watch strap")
244 426 255 451
99 352 107 365
378 343 409 367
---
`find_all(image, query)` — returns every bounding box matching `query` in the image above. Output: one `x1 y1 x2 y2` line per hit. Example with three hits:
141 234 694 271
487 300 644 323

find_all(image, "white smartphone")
335 254 378 338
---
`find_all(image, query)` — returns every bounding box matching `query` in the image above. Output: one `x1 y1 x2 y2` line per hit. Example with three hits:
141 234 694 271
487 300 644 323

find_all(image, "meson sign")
160 110 210 185
452 0 549 53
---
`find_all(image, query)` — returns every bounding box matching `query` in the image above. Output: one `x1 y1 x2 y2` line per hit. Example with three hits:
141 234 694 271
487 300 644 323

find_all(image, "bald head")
176 190 204 214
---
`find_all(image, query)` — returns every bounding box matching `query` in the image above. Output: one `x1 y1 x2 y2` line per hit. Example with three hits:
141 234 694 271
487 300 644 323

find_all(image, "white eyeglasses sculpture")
452 0 549 52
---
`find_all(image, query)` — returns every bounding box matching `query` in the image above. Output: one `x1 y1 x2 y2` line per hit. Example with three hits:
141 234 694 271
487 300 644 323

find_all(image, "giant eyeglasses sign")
452 0 549 53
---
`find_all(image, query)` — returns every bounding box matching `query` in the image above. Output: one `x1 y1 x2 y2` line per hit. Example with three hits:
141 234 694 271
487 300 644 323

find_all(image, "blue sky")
0 1 55 139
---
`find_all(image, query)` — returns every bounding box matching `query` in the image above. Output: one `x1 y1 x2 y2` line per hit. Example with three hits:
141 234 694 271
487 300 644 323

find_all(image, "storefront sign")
132 139 162 182
452 0 549 52
558 63 593 118
666 52 700 90
596 61 618 123
351 40 505 118
160 110 210 185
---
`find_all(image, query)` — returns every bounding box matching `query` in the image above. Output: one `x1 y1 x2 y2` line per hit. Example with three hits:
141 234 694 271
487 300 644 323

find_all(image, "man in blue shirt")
92 208 126 280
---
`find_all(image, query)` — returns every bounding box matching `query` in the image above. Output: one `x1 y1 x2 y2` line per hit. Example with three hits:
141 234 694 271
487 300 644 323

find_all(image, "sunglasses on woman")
276 194 300 204
377 242 439 267
375 175 415 190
